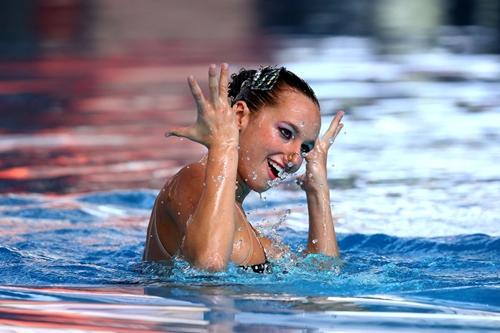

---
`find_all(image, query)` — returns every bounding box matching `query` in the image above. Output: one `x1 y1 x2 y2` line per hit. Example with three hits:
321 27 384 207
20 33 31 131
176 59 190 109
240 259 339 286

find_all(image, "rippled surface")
1 37 500 331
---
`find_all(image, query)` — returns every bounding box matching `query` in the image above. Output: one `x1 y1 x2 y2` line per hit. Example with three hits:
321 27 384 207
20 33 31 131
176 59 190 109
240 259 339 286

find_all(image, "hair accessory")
250 66 283 91
232 66 283 103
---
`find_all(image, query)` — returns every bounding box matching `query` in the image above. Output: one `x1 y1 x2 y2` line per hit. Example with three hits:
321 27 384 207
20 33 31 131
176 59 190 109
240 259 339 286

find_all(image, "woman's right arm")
166 64 239 271
182 143 238 271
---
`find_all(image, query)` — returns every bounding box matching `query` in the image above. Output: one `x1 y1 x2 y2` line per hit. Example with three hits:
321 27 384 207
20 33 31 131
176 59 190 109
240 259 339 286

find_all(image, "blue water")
0 189 499 331
1 192 498 300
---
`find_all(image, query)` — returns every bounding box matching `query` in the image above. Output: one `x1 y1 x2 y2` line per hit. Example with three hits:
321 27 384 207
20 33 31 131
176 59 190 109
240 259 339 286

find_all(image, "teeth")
269 160 283 174
269 160 289 180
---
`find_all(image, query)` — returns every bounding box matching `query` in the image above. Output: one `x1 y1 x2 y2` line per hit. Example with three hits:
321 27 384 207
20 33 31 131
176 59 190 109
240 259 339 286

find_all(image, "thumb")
164 126 194 139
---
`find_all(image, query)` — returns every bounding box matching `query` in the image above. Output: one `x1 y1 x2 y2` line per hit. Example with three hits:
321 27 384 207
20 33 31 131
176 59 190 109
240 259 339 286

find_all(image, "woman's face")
237 89 321 192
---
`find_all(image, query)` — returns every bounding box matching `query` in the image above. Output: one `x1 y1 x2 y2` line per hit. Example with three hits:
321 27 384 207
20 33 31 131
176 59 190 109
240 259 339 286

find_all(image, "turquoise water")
2 190 499 299
0 190 499 331
1 41 500 331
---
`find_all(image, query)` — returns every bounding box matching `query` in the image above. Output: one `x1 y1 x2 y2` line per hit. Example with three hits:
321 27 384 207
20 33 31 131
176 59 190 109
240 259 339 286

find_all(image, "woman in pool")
143 63 344 272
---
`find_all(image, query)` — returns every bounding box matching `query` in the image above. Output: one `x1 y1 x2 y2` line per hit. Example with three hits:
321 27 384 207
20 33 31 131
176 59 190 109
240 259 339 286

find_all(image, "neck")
235 174 251 204
199 154 251 204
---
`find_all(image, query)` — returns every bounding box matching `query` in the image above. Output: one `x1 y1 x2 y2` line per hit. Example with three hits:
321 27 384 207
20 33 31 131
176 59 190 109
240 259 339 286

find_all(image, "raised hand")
298 111 344 192
166 64 239 149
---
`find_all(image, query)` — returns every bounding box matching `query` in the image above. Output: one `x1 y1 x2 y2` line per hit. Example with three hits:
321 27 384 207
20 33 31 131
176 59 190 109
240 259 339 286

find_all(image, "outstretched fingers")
322 111 344 147
188 75 206 113
169 64 235 147
165 126 194 139
208 64 219 107
218 63 229 102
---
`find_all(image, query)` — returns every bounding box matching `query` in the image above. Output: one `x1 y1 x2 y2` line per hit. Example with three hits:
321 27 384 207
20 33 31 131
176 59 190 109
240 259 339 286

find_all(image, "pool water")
0 190 499 331
1 42 500 331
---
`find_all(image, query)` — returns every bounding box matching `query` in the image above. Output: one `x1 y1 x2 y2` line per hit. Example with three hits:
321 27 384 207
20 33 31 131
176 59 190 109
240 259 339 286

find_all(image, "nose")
286 151 302 173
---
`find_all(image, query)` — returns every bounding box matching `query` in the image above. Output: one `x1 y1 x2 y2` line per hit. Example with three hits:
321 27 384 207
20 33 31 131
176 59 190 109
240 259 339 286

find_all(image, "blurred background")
0 0 499 194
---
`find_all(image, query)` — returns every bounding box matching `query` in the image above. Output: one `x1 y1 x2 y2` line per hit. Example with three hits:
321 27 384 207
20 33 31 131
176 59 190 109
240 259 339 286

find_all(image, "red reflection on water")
0 286 208 332
0 301 202 333
1 56 264 194
0 0 273 194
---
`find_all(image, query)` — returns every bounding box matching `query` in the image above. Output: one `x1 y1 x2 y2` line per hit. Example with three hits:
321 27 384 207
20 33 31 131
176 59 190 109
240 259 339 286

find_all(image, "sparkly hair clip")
232 66 283 103
250 66 283 91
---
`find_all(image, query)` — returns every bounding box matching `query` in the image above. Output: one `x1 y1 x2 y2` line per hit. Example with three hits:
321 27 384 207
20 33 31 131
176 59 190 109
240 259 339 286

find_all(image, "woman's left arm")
299 111 344 257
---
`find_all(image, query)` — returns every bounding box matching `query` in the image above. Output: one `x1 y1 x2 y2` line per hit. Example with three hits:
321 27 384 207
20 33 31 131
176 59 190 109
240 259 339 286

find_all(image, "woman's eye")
300 144 314 156
279 127 293 140
301 144 312 154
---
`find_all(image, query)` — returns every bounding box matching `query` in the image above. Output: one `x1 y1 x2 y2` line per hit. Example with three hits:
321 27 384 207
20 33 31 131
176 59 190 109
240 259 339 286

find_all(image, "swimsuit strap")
150 199 172 259
236 204 271 273
235 203 253 266
246 217 268 261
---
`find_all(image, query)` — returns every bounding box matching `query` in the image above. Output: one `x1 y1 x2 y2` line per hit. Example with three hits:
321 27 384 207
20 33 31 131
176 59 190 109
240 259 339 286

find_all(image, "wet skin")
144 64 344 271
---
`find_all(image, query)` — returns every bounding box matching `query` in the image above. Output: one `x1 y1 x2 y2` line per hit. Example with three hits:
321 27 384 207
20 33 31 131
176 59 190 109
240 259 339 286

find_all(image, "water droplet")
177 211 181 215
161 201 164 204
235 239 243 248
312 239 318 244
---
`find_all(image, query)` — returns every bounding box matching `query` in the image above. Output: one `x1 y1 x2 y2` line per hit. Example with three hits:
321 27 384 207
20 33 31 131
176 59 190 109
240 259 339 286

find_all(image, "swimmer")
143 63 344 272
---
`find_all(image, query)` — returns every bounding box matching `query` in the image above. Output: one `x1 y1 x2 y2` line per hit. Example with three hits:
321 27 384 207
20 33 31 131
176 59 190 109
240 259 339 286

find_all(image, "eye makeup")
301 142 314 154
277 122 295 140
277 121 315 154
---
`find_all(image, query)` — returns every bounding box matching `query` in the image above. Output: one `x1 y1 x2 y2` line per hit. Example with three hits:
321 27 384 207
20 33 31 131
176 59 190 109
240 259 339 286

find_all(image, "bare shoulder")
158 161 207 227
165 162 205 195
145 161 207 259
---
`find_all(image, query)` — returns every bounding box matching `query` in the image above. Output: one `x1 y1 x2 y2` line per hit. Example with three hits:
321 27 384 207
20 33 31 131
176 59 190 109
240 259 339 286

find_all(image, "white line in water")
321 311 500 321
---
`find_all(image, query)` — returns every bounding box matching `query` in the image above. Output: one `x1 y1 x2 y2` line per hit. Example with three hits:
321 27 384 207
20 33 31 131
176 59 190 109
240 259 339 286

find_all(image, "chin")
254 185 271 194
245 179 270 193
240 173 271 194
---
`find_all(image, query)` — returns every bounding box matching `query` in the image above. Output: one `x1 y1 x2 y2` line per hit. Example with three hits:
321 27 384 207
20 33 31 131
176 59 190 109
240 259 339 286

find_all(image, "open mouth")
267 159 288 180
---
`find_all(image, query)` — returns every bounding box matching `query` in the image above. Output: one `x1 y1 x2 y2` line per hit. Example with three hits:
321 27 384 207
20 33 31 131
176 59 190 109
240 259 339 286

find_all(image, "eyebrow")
284 121 300 136
284 121 315 146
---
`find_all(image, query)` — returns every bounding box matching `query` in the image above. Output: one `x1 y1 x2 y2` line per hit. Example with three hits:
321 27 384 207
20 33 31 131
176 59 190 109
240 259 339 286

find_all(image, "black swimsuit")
239 259 272 274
